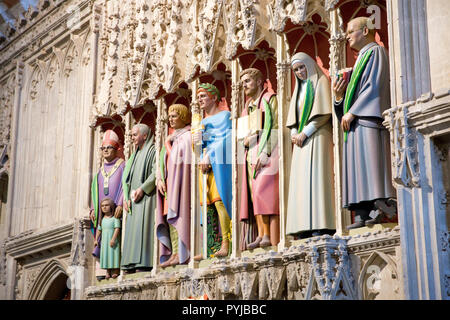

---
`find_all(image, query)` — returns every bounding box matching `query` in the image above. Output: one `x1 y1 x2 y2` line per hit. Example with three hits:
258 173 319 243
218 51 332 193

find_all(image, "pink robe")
239 90 280 250
156 126 191 264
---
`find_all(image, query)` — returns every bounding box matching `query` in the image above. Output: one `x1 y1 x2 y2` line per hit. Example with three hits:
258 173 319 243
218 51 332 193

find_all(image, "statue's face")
101 144 117 161
241 73 261 98
168 110 185 130
292 62 308 81
346 20 366 50
197 91 216 110
101 201 112 214
131 126 147 148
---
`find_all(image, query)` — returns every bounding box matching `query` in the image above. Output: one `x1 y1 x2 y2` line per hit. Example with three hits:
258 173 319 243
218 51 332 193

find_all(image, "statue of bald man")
333 17 397 230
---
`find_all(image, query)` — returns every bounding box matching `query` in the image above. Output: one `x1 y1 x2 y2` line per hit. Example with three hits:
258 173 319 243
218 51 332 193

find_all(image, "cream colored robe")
286 53 336 235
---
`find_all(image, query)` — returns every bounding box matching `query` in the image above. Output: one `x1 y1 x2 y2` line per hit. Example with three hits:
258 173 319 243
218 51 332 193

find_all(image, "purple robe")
91 157 125 222
156 126 191 264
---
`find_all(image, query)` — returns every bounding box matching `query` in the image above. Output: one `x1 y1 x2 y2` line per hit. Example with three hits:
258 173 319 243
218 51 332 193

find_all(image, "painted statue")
121 124 157 272
94 197 121 279
89 129 124 280
333 17 397 230
286 52 336 238
156 104 192 267
239 68 280 250
192 83 232 258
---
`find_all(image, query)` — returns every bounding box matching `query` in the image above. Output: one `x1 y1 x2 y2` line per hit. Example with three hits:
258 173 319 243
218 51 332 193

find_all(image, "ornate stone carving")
225 0 258 60
268 0 308 33
285 237 357 300
440 231 450 252
257 255 286 300
134 0 184 104
186 0 223 80
389 107 421 188
0 73 15 176
14 263 23 299
70 218 91 267
95 0 122 116
358 251 401 300
25 266 42 293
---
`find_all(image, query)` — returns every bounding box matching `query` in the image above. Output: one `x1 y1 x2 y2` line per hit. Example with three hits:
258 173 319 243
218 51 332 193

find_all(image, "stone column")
328 8 349 235
230 59 241 258
276 33 291 250
68 218 92 300
385 0 449 300
189 78 200 268
151 98 167 276
5 60 24 239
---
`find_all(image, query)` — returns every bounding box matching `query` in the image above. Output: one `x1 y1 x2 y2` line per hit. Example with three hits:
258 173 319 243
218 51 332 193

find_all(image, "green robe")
121 135 157 270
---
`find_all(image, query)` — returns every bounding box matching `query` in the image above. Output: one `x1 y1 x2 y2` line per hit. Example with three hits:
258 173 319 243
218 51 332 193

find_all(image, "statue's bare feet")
160 257 173 268
214 240 229 258
193 254 203 261
169 253 180 266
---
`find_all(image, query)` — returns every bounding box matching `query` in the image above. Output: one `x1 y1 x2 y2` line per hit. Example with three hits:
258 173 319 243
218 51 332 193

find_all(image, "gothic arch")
358 251 399 300
27 259 69 300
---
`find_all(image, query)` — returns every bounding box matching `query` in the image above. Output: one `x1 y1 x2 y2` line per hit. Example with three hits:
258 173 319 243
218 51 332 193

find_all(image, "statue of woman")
286 52 336 239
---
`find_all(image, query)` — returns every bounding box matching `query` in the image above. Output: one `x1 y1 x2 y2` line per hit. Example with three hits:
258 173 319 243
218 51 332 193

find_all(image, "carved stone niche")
358 251 402 300
347 226 402 300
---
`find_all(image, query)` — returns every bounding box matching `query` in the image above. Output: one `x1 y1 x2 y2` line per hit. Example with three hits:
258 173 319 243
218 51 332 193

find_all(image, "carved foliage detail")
268 0 308 32
390 108 421 188
225 0 257 60
186 0 223 80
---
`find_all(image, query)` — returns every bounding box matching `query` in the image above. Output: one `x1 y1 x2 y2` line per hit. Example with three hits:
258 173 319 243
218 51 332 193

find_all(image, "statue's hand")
341 113 356 132
200 155 211 174
133 188 144 203
114 206 123 219
123 199 130 212
243 134 257 148
293 133 307 148
157 179 166 196
333 74 349 101
89 209 95 223
254 152 269 173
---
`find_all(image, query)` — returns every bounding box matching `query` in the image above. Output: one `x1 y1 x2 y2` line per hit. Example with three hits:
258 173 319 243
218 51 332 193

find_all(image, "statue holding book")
238 68 280 250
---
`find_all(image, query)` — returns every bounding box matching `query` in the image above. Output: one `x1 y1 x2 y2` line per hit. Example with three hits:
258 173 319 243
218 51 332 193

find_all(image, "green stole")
343 49 373 142
253 96 273 179
159 145 167 198
297 79 314 133
122 151 136 215
91 173 99 228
